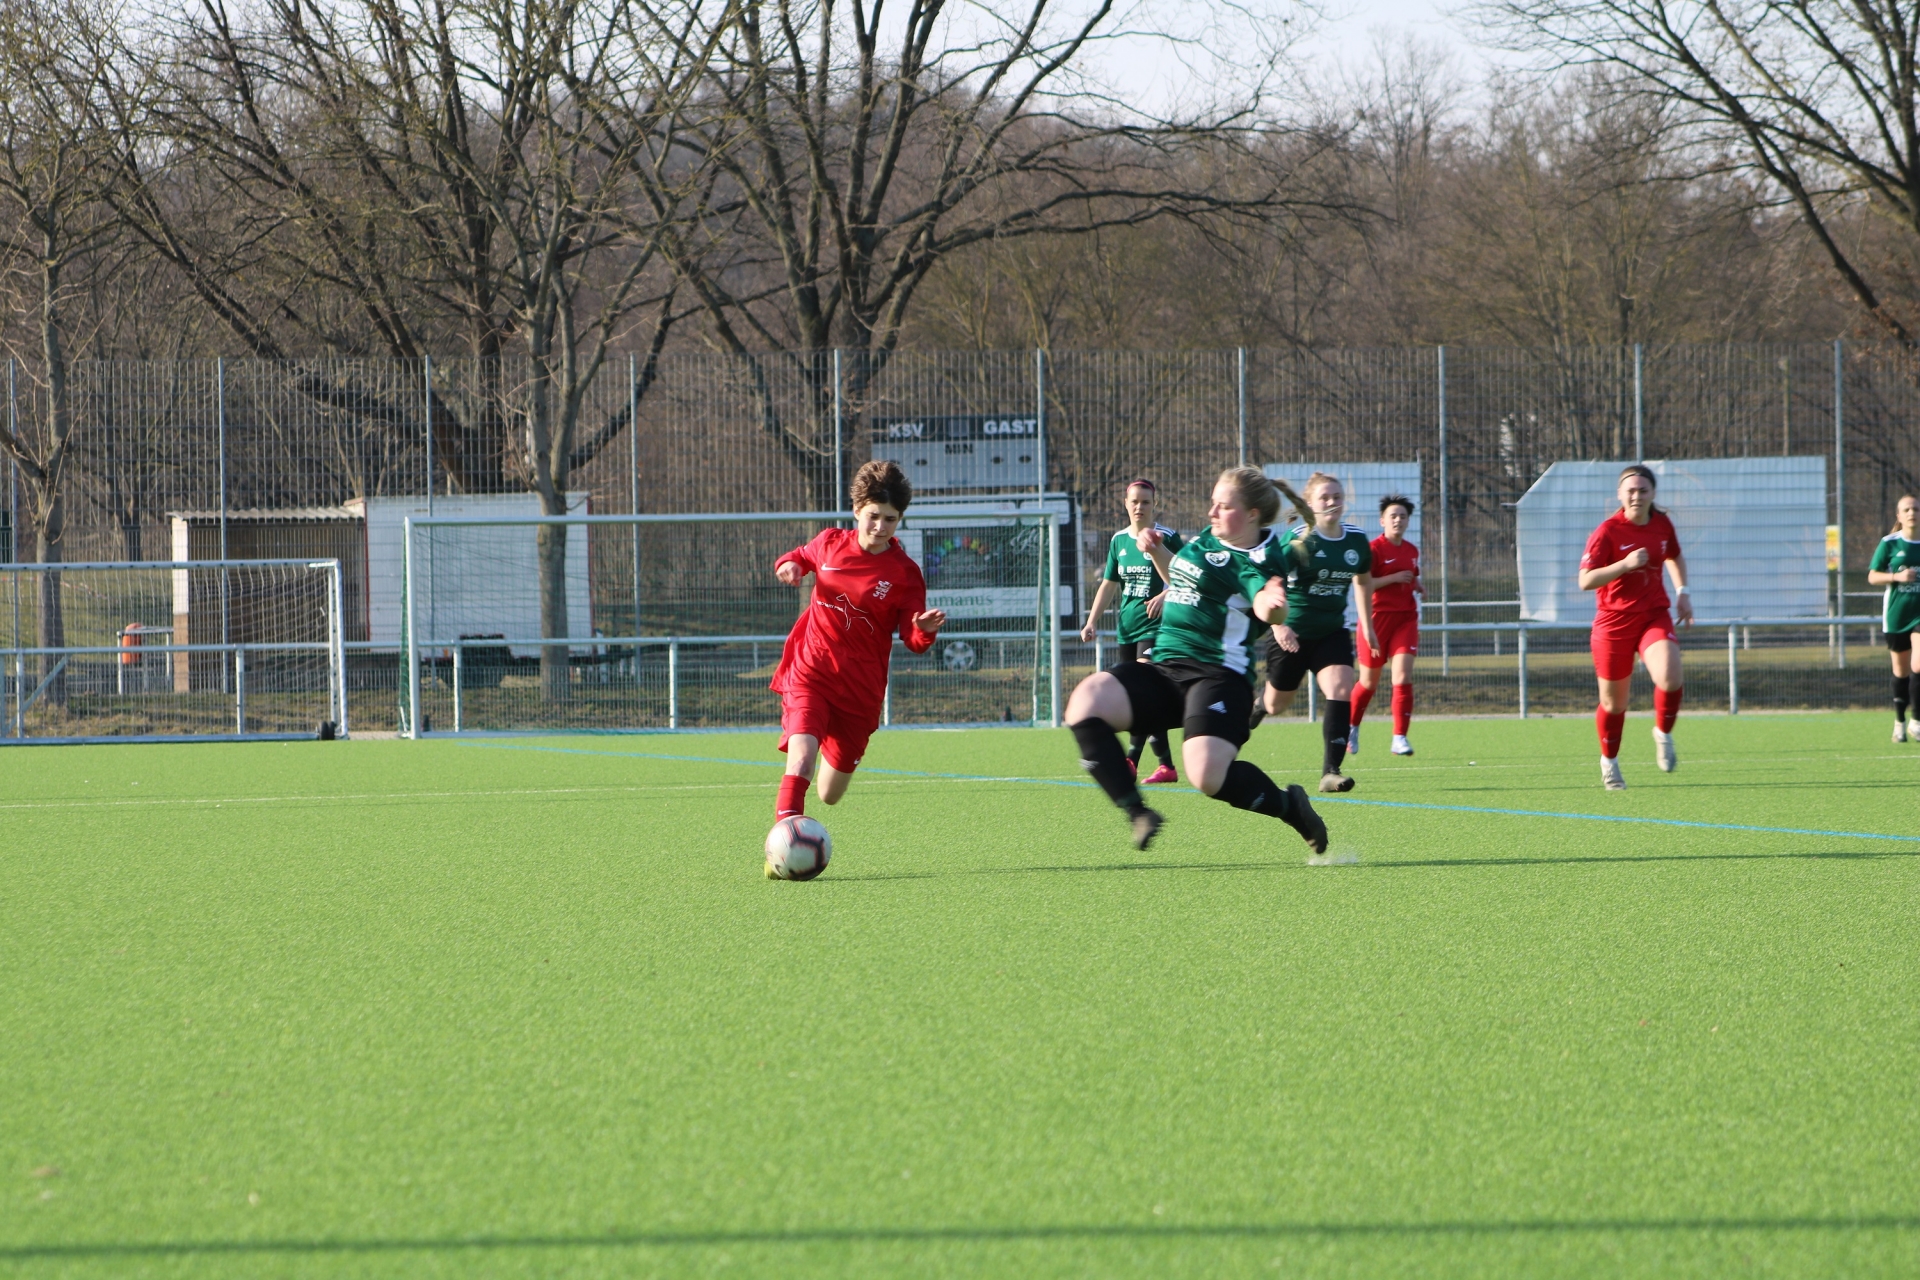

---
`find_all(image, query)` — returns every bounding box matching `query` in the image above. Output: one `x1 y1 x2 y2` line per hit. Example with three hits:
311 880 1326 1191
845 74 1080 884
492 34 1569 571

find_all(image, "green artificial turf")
2 713 1918 1277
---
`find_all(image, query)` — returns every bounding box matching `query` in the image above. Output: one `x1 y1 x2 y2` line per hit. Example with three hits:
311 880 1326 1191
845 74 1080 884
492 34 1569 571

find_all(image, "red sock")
1351 682 1376 726
1596 706 1625 758
776 775 809 818
1391 683 1413 735
1654 686 1683 733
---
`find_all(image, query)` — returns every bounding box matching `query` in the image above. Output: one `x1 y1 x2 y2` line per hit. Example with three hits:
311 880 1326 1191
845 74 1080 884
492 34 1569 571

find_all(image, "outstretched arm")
1136 526 1175 581
775 537 822 586
902 608 946 654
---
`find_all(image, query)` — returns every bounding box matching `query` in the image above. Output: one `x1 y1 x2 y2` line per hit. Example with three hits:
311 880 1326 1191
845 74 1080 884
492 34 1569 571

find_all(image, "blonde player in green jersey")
1062 467 1329 854
1868 493 1920 742
1080 479 1183 783
1257 472 1377 793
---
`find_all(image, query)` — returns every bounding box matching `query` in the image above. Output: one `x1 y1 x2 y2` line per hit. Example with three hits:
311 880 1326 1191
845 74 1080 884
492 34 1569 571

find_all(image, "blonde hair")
1268 473 1317 526
1218 466 1284 527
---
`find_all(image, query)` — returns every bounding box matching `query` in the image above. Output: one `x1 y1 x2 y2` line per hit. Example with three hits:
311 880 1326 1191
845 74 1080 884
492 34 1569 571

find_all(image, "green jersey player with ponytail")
1062 467 1330 855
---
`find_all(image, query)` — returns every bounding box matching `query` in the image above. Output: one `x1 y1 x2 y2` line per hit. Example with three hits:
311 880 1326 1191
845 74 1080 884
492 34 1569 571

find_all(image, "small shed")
168 507 367 691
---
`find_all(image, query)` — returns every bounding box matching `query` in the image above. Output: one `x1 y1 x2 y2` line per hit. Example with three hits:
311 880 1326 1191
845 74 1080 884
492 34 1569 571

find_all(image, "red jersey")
1369 535 1420 613
1582 510 1680 616
771 528 936 720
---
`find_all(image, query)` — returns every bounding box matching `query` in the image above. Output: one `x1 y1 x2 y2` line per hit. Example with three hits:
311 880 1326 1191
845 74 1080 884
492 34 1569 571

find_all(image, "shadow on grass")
826 846 1920 882
8 1216 1917 1260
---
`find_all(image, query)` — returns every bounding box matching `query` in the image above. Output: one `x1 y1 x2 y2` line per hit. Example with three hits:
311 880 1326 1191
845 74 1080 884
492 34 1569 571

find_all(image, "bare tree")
0 0 143 705
1492 0 1920 353
647 0 1320 507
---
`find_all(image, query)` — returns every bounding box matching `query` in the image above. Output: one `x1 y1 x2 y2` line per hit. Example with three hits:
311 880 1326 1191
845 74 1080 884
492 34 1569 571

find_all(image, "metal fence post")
452 642 463 733
832 349 844 511
668 640 679 729
403 516 421 738
1727 623 1739 715
424 355 434 513
1035 348 1047 500
329 558 347 735
1633 343 1644 462
1048 516 1062 727
1834 339 1846 668
217 358 230 693
883 667 891 726
1237 347 1247 467
1437 345 1450 676
12 651 20 738
630 354 641 643
1517 625 1528 717
234 646 245 735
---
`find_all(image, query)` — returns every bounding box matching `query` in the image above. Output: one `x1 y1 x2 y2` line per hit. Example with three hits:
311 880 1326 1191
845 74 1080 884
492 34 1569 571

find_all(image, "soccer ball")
765 816 832 880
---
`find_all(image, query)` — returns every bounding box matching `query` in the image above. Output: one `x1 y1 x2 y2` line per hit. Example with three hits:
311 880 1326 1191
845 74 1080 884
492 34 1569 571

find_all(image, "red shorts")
1591 610 1676 681
1359 611 1420 667
777 687 878 773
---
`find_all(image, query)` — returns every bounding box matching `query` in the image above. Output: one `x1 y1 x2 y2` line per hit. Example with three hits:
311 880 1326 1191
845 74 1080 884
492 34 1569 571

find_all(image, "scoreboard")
870 415 1041 493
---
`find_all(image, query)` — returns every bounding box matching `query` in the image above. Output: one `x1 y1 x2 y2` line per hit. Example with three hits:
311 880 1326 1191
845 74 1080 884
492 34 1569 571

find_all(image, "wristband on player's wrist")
1674 587 1690 596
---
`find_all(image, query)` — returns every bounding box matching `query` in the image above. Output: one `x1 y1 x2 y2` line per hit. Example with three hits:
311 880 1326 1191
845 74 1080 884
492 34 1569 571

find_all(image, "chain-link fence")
4 344 1914 731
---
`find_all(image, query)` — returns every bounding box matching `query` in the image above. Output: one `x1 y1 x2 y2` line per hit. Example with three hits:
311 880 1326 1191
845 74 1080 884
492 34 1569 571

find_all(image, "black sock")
1910 672 1920 719
1322 699 1352 775
1072 719 1147 814
1211 759 1294 820
1898 676 1912 722
1151 733 1174 767
1126 733 1148 767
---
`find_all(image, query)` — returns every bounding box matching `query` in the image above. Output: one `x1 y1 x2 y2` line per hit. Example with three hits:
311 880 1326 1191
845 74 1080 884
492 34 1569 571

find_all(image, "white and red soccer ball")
765 816 832 880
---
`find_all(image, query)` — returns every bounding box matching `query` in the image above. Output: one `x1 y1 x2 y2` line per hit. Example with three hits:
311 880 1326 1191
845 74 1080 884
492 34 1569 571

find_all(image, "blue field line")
453 739 1095 788
456 739 1917 844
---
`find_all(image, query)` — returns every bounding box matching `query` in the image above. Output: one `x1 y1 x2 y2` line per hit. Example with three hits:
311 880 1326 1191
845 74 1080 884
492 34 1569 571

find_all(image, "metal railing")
400 511 1068 737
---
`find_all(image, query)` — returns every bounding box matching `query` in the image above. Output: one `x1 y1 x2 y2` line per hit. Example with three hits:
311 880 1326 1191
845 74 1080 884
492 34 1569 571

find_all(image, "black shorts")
1106 658 1255 748
1110 641 1152 666
1264 629 1356 692
1889 630 1915 653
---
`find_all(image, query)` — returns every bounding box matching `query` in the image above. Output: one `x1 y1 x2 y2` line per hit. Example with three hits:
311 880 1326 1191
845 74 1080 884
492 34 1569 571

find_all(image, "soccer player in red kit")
1579 464 1691 790
1351 494 1421 757
771 461 947 818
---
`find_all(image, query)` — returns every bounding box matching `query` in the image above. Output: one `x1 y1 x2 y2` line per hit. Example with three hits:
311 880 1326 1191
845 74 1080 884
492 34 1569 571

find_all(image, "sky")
1030 0 1524 124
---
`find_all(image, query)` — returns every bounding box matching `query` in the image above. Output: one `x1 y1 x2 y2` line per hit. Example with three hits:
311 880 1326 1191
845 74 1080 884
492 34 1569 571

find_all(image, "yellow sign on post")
1826 524 1841 572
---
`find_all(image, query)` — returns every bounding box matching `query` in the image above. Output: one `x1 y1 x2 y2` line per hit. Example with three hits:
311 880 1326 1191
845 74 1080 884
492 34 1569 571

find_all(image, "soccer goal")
398 510 1068 736
0 559 347 743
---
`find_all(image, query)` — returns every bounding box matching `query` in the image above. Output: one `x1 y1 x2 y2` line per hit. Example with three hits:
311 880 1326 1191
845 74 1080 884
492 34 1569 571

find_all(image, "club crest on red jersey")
873 580 892 599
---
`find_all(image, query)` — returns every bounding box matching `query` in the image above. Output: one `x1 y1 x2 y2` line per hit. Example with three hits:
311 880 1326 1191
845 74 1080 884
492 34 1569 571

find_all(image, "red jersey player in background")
1350 494 1421 757
1579 464 1691 790
771 460 947 819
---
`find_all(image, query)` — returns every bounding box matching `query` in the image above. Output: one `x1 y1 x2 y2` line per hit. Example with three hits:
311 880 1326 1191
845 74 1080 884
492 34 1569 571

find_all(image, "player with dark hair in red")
1350 493 1421 757
771 460 947 818
1579 464 1691 790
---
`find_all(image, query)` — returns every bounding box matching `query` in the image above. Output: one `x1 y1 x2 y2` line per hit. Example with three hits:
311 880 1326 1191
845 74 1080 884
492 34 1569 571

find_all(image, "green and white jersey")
1102 524 1185 643
1275 522 1372 641
1870 533 1920 634
1148 528 1284 676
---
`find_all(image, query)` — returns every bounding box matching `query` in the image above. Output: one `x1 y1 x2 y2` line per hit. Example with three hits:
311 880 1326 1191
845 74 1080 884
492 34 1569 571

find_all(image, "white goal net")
399 511 1068 735
0 559 346 742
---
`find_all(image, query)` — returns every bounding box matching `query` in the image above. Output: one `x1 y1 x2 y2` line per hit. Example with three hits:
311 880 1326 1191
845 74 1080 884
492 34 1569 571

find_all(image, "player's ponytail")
1220 466 1283 527
1262 472 1315 527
